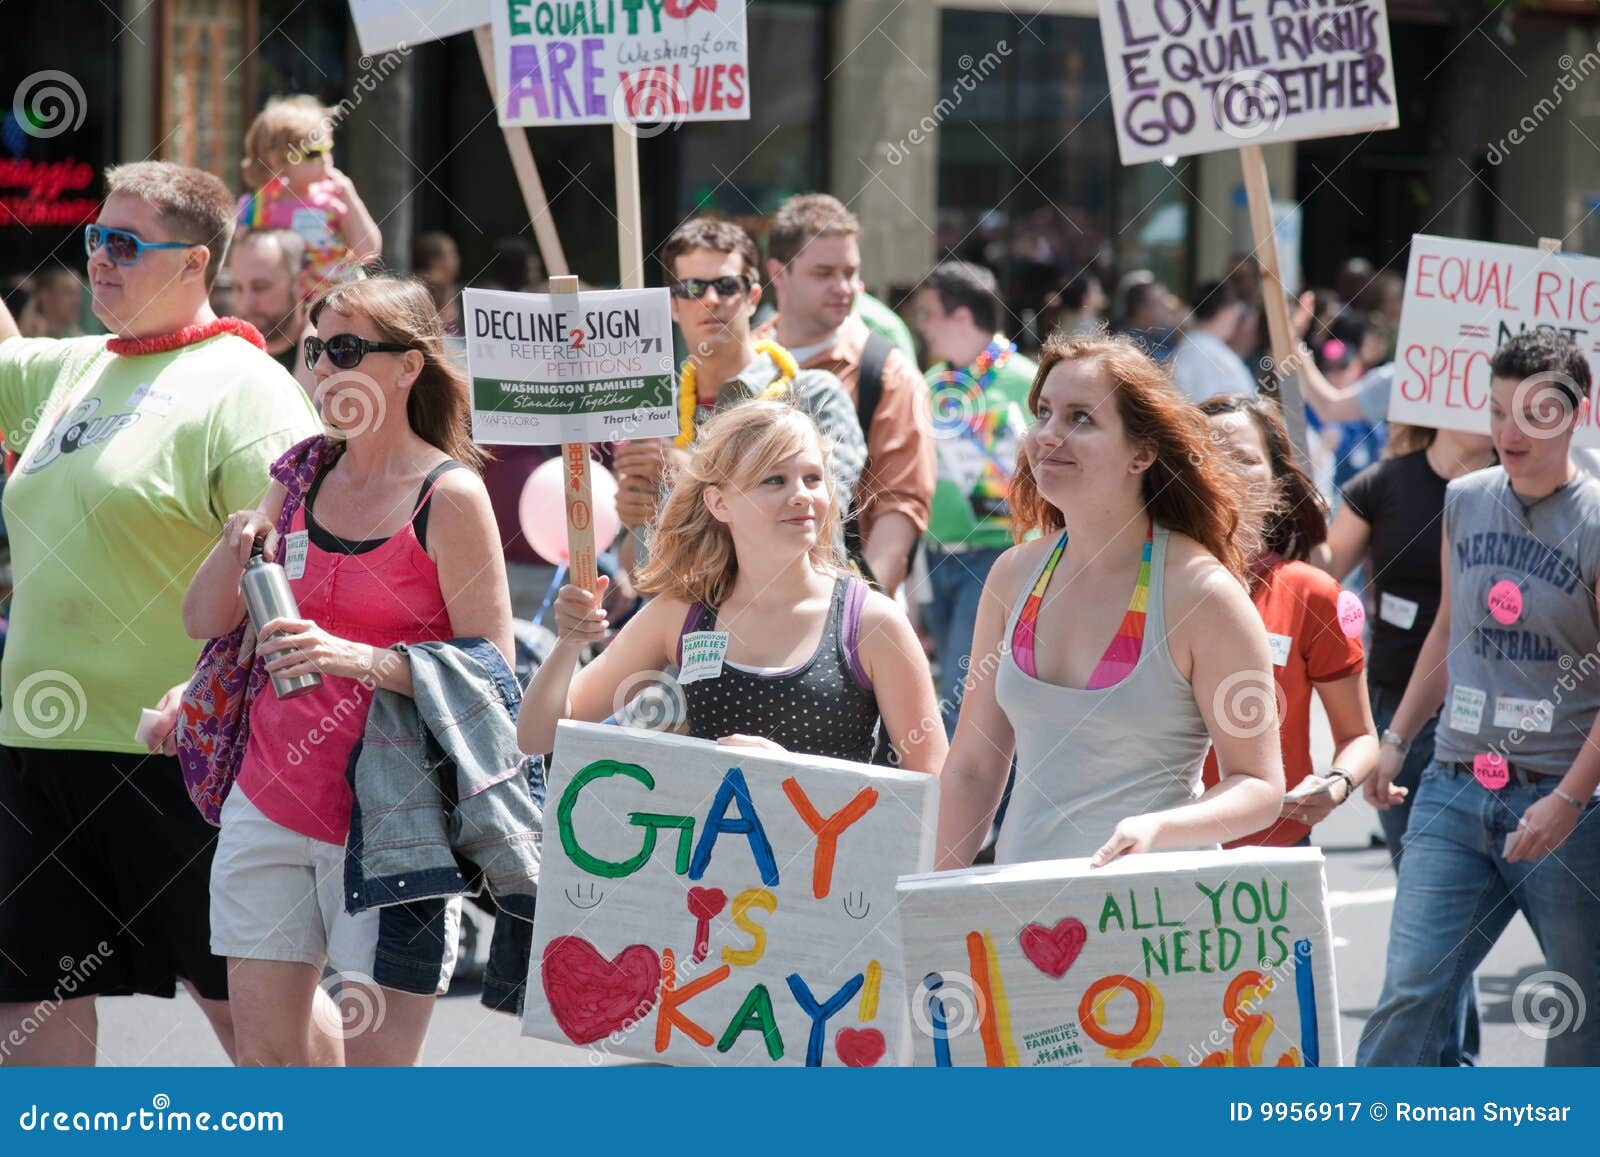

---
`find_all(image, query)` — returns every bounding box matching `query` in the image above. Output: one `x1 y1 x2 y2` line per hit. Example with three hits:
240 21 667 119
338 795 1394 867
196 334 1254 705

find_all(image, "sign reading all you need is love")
896 848 1340 1067
522 722 936 1066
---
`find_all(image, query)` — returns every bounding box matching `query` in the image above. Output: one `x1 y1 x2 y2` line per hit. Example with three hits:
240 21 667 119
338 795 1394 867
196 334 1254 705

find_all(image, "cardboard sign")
463 285 675 445
896 848 1340 1067
522 722 937 1066
491 0 751 127
348 0 489 55
1098 0 1398 165
1390 234 1600 445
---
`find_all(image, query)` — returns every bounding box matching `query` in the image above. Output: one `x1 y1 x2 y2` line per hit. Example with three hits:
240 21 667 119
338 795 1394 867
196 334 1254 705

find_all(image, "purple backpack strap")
842 577 873 692
676 602 707 667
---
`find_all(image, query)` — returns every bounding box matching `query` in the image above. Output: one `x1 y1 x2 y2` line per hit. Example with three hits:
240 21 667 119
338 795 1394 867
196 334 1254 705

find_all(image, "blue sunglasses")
84 224 201 267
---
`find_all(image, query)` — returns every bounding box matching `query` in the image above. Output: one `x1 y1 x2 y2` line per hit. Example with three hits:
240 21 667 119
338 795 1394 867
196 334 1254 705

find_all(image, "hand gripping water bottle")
240 537 322 699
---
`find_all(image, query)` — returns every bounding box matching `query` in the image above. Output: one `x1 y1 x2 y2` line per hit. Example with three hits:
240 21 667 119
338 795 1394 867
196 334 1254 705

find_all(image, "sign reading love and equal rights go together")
521 721 936 1066
896 848 1341 1068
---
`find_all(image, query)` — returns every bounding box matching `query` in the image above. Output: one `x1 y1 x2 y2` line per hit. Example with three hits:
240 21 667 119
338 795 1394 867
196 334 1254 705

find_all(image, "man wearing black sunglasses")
612 217 865 569
0 161 319 1064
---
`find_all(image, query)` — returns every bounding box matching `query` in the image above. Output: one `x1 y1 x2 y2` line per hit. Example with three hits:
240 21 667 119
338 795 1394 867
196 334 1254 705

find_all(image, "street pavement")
97 702 1551 1067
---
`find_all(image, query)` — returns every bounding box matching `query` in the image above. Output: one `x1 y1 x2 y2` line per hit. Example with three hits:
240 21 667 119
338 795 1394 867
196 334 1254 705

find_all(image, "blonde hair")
104 161 235 289
309 275 485 473
242 95 334 188
636 400 846 607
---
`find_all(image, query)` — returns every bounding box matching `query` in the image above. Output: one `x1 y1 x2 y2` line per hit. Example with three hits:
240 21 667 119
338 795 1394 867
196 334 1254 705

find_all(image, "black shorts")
0 745 229 1002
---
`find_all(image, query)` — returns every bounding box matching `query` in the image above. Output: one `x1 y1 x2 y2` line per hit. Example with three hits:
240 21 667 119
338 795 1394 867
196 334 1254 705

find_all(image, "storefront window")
936 8 1193 342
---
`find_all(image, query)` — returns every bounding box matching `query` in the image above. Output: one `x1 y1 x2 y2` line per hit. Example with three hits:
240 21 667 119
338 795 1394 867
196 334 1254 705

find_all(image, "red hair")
1009 333 1253 578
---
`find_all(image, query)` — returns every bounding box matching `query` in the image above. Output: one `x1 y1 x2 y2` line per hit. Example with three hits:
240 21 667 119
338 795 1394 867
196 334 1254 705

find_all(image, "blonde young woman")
183 276 513 1066
518 400 945 773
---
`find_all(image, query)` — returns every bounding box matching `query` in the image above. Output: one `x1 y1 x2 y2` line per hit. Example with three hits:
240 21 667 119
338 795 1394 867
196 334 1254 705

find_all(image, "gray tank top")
1432 466 1600 776
993 525 1216 864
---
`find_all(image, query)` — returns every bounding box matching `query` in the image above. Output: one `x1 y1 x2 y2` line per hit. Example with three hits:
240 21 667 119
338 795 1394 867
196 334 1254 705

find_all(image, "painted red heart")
541 935 661 1045
1019 918 1088 979
835 1026 886 1067
688 886 726 921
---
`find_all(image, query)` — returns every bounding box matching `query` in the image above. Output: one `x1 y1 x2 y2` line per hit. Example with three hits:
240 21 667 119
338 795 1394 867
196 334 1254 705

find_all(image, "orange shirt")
1203 555 1365 847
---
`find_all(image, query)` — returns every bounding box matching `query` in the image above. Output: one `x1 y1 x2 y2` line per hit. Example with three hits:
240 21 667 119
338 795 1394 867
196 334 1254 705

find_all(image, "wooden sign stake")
474 26 570 279
1239 144 1310 462
548 273 598 592
613 125 646 290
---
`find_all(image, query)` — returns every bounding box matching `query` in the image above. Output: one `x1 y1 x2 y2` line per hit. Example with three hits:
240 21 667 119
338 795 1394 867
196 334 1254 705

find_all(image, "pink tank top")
236 463 458 843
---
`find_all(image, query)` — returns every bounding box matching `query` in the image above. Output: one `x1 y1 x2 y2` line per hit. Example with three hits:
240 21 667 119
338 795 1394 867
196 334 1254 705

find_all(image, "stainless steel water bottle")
241 538 322 700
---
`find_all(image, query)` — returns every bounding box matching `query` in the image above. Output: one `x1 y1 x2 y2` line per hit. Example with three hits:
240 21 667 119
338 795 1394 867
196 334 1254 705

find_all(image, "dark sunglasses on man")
668 275 751 301
304 333 416 372
84 224 202 267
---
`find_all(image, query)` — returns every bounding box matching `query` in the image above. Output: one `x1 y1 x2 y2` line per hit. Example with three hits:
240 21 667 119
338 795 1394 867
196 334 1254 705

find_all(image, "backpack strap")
843 332 896 585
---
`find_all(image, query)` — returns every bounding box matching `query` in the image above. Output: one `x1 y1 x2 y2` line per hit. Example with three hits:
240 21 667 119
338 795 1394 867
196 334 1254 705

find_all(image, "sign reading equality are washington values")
1391 234 1600 447
463 286 675 445
491 0 750 127
1097 0 1398 165
522 722 936 1066
896 848 1340 1067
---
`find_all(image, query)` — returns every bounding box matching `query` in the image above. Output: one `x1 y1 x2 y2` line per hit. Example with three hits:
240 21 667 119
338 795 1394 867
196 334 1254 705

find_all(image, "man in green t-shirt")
0 161 318 1063
913 261 1037 738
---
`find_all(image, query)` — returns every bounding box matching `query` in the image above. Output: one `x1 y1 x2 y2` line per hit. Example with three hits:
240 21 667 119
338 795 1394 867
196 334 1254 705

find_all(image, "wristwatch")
1380 729 1410 753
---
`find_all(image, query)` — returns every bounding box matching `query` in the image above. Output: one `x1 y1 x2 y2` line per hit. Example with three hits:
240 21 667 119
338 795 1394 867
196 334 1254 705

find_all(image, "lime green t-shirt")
925 349 1038 550
0 333 319 753
854 291 918 361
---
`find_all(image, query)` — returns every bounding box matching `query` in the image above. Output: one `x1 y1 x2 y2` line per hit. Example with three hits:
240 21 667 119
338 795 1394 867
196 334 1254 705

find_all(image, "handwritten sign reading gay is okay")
521 722 936 1066
896 848 1340 1067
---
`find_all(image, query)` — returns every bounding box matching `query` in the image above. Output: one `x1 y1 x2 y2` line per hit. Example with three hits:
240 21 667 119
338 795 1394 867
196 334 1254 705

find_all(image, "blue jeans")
1367 683 1439 871
1366 685 1478 1063
922 546 1004 740
1358 760 1600 1067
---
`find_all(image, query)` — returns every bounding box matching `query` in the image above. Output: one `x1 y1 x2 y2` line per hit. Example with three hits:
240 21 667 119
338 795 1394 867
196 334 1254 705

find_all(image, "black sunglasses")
305 333 415 371
669 275 751 301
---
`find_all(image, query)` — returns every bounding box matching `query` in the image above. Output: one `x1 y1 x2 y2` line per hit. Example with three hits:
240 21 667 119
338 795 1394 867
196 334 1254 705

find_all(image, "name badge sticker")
1494 696 1554 733
679 630 731 685
1449 684 1487 735
1378 592 1419 630
282 530 309 580
1266 632 1292 667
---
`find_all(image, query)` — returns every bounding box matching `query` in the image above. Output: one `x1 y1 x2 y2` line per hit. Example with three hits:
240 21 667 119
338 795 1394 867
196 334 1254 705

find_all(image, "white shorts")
210 788 459 995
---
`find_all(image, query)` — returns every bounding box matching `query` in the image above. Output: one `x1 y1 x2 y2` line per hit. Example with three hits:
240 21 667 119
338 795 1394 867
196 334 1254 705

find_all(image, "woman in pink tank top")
183 277 513 1067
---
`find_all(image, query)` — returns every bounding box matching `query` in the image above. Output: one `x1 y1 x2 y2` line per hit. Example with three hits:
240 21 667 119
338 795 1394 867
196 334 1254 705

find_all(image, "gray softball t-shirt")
1432 465 1600 776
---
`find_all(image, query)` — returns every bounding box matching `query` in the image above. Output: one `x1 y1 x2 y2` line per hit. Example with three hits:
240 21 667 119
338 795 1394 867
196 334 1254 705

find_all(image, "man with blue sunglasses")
0 160 318 1065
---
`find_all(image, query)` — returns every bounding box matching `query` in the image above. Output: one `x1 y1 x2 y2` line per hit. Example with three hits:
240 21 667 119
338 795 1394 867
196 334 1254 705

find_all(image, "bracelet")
1326 767 1355 799
1379 728 1410 753
1553 788 1587 811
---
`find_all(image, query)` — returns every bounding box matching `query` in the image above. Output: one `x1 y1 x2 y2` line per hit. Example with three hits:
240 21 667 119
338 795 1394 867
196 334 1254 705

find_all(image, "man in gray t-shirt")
1359 329 1600 1067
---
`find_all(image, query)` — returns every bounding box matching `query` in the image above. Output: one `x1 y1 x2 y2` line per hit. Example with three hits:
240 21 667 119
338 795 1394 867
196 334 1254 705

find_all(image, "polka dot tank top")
678 576 880 763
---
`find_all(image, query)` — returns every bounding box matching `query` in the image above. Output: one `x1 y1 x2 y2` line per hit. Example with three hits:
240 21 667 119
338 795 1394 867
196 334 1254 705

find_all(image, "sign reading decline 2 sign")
896 848 1340 1068
463 285 675 445
522 722 936 1066
491 0 750 127
1391 234 1600 447
1097 0 1398 165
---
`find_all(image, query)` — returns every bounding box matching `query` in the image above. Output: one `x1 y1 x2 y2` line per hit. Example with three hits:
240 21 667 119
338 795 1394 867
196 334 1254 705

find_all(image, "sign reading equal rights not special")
1097 0 1398 165
1391 234 1600 447
463 285 675 445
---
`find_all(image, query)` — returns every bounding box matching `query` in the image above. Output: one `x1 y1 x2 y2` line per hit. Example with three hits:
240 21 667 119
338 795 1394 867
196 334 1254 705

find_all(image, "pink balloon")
519 456 621 564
